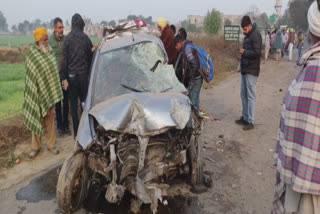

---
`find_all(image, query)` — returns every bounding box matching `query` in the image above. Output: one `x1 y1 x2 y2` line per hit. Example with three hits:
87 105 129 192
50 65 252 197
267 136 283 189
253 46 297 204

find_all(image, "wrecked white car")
56 22 204 214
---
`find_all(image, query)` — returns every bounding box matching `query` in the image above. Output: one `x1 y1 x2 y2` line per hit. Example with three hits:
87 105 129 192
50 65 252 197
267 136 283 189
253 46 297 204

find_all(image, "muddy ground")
0 57 299 214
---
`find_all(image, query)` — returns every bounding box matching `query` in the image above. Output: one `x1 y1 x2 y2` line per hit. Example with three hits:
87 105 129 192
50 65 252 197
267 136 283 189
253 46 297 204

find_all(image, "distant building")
187 15 205 27
275 0 282 17
222 15 243 26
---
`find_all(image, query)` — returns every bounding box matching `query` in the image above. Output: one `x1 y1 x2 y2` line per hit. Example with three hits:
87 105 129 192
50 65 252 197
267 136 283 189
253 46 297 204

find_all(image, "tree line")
278 0 313 31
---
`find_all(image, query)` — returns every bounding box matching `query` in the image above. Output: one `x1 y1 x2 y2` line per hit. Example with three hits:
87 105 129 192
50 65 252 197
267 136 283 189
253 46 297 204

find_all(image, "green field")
0 35 101 48
0 64 25 121
0 35 34 48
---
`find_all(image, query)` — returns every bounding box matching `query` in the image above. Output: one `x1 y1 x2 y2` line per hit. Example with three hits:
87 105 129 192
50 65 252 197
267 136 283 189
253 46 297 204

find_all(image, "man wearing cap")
24 27 63 159
157 18 177 65
272 1 320 213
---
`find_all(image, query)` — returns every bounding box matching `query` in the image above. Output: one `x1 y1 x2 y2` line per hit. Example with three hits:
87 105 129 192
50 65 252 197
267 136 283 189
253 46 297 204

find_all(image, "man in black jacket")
62 13 93 137
174 34 203 112
235 16 262 130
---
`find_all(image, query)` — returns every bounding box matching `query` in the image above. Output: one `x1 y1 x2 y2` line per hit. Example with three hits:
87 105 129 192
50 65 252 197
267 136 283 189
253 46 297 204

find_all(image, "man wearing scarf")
24 27 63 159
272 1 320 213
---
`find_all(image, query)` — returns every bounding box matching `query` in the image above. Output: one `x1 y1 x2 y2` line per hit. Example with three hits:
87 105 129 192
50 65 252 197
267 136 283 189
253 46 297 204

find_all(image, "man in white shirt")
281 29 288 58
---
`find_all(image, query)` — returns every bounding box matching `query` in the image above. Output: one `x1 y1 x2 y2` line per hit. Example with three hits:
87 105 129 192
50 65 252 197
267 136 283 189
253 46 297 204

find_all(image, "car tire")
56 152 87 213
189 135 203 185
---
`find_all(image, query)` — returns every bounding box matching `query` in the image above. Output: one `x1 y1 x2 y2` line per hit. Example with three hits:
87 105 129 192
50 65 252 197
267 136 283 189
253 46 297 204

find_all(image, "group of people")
225 5 320 212
265 27 305 62
23 14 204 159
24 13 93 159
22 1 320 212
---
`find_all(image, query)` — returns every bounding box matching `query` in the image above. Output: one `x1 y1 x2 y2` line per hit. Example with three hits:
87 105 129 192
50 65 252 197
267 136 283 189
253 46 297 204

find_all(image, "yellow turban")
157 18 168 28
290 28 295 33
33 27 48 41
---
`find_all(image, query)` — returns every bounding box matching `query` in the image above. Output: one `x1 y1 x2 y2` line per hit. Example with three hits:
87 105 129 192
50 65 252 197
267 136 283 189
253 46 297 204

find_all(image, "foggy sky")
1 0 289 26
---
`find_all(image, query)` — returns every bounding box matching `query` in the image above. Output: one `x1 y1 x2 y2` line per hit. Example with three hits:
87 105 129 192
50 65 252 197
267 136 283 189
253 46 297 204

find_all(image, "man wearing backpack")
174 34 203 111
235 16 262 131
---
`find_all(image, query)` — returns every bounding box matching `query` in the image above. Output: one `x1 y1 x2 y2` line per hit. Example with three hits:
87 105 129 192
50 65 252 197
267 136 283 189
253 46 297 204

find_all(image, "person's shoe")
243 123 255 131
64 128 71 136
57 129 63 136
48 147 60 155
29 149 40 159
235 117 249 125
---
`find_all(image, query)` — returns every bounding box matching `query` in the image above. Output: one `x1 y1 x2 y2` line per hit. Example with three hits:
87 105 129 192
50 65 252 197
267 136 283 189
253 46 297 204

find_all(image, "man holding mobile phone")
235 16 262 131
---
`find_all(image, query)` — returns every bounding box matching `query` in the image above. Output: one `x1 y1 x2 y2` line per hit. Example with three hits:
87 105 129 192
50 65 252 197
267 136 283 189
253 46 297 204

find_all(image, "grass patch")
0 35 34 48
0 63 25 81
0 35 102 48
89 36 102 44
0 64 25 121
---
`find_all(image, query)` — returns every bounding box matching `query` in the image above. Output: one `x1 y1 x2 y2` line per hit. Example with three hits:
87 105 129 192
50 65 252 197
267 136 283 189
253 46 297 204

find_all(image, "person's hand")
239 49 245 55
62 80 69 91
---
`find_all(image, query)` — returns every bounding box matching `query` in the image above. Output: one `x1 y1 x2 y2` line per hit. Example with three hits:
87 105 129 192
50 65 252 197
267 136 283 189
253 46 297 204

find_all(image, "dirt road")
198 59 299 214
0 59 299 214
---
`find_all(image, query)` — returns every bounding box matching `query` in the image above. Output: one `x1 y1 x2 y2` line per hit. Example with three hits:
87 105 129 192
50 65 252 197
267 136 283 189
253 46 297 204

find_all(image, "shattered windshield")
92 42 186 105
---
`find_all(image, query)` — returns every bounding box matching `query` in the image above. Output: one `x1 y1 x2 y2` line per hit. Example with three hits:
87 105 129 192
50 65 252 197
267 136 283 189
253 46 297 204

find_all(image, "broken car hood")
89 92 191 136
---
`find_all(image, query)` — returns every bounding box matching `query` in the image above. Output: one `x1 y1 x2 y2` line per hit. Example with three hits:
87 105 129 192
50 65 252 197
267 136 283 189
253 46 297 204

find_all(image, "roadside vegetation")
0 35 33 48
0 35 101 49
0 63 25 121
192 35 238 85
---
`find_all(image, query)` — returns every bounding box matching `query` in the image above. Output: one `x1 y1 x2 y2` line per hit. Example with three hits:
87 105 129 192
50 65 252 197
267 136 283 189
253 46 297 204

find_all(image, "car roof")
98 22 166 55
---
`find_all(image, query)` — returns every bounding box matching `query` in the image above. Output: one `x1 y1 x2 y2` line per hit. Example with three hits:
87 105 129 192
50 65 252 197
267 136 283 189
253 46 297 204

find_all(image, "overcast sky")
2 0 289 26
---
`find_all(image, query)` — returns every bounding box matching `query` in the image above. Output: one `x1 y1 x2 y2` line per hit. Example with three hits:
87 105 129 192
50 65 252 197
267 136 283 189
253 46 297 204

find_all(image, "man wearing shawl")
24 27 63 159
272 1 320 213
157 17 177 65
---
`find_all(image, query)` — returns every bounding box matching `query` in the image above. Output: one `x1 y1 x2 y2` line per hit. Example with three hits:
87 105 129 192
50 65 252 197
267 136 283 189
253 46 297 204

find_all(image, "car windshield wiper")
120 84 144 92
121 83 172 93
150 60 162 72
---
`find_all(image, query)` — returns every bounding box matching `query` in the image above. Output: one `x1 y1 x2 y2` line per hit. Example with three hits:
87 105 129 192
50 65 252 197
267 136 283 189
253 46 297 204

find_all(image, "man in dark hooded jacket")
62 13 93 137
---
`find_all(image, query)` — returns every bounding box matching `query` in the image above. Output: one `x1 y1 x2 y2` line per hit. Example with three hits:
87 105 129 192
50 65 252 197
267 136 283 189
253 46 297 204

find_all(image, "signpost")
224 25 240 42
269 14 276 24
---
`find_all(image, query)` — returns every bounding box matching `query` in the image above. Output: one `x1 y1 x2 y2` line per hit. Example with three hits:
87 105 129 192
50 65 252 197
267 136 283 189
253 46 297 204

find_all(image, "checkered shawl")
23 43 62 136
272 42 320 214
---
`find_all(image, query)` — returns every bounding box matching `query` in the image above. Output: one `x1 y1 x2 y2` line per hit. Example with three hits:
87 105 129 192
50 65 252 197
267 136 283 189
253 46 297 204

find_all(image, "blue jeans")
188 78 203 111
281 43 286 58
241 74 257 124
298 45 303 59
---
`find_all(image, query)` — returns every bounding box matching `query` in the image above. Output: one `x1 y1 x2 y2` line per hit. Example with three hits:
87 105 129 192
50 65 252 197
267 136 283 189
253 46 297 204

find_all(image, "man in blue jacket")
235 16 262 130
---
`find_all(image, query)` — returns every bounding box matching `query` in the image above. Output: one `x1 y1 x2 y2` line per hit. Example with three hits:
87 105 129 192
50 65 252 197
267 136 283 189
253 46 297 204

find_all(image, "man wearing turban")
157 17 177 65
272 1 320 213
24 27 63 159
288 28 296 61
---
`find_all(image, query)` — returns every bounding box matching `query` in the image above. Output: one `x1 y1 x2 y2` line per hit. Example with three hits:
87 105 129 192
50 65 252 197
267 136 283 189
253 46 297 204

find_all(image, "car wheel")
188 135 203 185
56 152 87 213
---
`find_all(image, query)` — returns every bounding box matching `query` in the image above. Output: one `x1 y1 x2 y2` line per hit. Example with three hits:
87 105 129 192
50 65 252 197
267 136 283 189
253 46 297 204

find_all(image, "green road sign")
224 25 240 42
269 15 276 23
